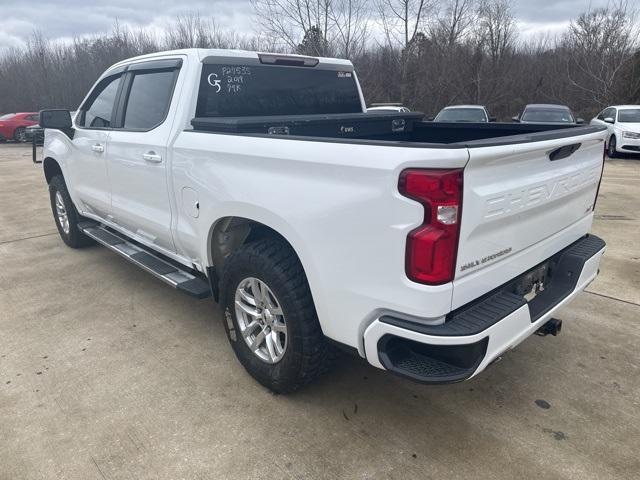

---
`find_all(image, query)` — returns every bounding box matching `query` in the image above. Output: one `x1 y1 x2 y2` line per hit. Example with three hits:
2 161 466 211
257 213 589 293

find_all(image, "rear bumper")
363 234 606 384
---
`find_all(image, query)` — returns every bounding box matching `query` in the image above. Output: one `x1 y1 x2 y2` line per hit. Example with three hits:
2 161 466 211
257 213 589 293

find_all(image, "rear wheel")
13 127 26 143
607 135 618 158
220 238 330 393
48 175 95 248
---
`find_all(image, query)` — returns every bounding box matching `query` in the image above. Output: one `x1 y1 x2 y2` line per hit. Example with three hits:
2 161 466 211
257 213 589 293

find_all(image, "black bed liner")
190 112 606 147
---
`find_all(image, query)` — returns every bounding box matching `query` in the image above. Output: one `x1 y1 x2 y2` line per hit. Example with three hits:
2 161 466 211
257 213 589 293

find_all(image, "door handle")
142 151 162 163
91 143 105 153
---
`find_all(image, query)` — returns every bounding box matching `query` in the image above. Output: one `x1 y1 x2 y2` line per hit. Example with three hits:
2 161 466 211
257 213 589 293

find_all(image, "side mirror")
39 109 72 129
576 118 585 124
427 116 435 121
489 117 497 122
511 116 520 122
604 117 615 124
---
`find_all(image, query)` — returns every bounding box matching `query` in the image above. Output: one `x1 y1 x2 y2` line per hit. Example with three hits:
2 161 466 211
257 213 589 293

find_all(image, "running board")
79 222 211 299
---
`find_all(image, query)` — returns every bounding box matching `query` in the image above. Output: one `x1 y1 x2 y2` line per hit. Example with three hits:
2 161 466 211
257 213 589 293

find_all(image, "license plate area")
511 262 550 302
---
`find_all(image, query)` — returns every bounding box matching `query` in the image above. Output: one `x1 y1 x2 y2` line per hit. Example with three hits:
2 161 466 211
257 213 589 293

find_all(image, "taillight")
399 168 463 285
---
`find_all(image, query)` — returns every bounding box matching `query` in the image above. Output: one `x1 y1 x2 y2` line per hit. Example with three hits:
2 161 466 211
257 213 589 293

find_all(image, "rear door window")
196 64 362 117
122 70 177 130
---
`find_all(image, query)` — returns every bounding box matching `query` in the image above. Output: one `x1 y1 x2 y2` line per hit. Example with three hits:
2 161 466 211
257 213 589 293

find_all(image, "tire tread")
220 237 331 393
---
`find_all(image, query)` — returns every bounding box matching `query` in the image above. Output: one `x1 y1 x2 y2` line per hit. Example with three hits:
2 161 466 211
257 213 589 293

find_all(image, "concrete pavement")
1 144 639 479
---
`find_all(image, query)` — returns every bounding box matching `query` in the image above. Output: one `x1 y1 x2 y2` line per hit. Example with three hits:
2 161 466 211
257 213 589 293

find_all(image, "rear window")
522 108 574 123
435 108 487 122
0 113 16 120
196 64 362 117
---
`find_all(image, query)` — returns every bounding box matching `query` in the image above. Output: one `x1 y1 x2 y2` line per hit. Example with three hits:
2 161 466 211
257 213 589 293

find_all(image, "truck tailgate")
453 129 605 307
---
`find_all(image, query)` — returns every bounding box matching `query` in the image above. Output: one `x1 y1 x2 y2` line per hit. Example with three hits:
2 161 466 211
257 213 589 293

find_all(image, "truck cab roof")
107 48 354 74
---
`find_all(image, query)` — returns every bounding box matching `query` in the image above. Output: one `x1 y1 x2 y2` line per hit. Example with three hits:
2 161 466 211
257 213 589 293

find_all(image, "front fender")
43 130 73 175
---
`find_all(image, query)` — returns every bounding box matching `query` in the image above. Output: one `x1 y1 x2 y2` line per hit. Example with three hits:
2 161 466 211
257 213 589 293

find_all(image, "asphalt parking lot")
1 143 639 480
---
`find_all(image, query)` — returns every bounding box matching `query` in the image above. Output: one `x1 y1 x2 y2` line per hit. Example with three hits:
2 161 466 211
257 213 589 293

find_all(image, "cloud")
0 0 621 51
0 0 255 50
512 0 612 23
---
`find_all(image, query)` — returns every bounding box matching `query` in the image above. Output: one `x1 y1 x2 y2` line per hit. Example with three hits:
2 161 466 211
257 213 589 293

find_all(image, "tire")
13 127 26 143
48 175 95 248
220 238 330 393
607 135 618 158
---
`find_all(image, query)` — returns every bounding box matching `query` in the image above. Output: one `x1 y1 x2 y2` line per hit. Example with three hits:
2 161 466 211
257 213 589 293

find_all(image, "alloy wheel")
54 190 70 234
234 277 287 364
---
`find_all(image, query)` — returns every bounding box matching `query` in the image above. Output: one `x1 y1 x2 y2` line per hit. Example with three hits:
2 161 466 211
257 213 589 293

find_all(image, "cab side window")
122 70 177 130
78 75 122 129
597 109 607 120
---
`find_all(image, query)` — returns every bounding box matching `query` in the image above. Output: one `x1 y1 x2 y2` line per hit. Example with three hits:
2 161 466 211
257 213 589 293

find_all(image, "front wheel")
607 135 618 158
220 238 330 393
48 175 95 248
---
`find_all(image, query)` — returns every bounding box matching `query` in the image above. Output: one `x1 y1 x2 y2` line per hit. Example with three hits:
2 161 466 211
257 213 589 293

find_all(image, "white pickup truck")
40 49 607 393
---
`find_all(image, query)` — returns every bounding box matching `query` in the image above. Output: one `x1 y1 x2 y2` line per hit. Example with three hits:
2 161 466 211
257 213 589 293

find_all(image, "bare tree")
461 0 516 105
377 0 435 48
564 1 639 107
477 0 515 63
329 0 370 57
251 0 333 53
430 0 477 47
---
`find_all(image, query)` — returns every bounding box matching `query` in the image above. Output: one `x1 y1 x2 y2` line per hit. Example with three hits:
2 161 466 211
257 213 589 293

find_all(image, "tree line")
0 0 638 120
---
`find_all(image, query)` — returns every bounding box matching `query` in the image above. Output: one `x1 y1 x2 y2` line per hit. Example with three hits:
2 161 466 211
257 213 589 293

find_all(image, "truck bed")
190 112 604 147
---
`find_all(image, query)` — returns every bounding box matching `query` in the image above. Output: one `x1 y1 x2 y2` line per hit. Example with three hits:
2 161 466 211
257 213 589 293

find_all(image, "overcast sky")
0 0 617 51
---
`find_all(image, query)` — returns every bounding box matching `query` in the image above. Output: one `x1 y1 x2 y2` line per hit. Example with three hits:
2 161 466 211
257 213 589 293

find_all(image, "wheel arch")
207 216 304 276
205 214 320 304
43 157 63 184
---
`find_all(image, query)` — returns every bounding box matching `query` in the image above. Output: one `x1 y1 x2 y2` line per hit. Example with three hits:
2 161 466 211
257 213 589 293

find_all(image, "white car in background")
591 105 640 157
432 105 495 122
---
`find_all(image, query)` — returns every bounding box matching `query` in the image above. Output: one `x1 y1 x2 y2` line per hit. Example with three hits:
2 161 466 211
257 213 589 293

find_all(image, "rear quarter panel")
171 132 469 351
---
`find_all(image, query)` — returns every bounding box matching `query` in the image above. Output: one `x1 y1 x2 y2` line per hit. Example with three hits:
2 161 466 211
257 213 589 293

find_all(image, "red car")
0 112 40 142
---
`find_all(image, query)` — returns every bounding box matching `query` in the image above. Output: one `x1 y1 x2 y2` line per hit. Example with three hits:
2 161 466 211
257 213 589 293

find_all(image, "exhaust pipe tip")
536 318 563 337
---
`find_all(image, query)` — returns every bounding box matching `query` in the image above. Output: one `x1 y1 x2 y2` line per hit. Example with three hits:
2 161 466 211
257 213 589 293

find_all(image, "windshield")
618 109 640 123
0 113 16 120
434 108 487 122
197 64 362 117
521 108 574 123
